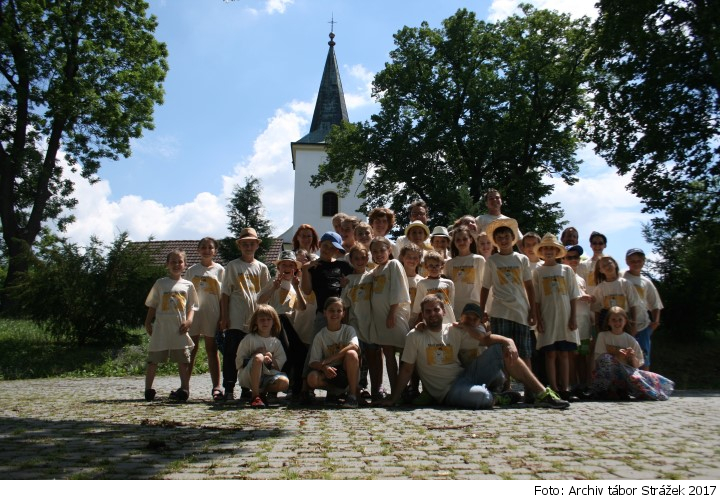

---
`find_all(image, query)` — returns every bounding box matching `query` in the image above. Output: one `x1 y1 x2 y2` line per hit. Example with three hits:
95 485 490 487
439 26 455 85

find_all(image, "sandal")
169 388 189 402
212 388 224 402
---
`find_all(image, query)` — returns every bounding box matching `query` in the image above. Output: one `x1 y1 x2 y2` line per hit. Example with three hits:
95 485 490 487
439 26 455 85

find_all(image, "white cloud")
488 0 598 21
344 64 375 110
264 0 293 15
62 166 227 244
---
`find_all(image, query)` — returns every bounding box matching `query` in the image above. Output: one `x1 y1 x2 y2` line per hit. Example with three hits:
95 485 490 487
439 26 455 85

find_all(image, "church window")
322 191 339 217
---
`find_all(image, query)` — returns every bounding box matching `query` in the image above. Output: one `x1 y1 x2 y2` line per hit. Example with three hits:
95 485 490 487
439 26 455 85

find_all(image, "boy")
521 232 543 270
144 250 199 402
220 228 271 400
578 231 607 292
480 218 536 395
411 251 456 326
623 248 663 369
532 234 580 401
430 226 451 260
394 200 430 257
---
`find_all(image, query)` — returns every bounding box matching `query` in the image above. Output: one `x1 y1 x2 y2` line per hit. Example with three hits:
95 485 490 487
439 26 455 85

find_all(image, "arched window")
322 191 339 217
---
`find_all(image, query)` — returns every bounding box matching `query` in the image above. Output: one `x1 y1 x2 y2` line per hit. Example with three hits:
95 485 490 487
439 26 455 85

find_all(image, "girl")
476 231 494 260
235 305 289 408
368 207 395 238
292 224 320 258
399 243 424 306
411 251 456 326
578 231 607 293
591 307 674 400
445 225 485 314
591 256 642 336
369 237 411 389
353 222 377 269
307 297 361 408
144 250 199 402
340 216 360 254
185 237 225 401
341 245 382 400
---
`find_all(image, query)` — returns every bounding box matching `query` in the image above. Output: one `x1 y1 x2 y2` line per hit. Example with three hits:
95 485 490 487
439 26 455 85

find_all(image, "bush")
13 233 164 345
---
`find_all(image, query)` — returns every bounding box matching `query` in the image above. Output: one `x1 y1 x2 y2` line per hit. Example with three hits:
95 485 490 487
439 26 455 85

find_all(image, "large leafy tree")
218 176 274 264
591 0 719 217
0 0 168 302
312 6 593 233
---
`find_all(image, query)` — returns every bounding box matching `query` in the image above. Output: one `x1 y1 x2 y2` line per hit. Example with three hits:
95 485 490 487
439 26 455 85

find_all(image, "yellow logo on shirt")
161 291 186 312
349 282 372 303
237 273 261 293
373 274 387 294
452 266 475 285
425 344 454 365
496 266 521 285
542 276 568 296
603 294 627 310
426 287 451 305
192 276 220 296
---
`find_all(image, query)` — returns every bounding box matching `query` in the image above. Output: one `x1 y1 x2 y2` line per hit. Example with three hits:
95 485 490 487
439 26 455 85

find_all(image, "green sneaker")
534 387 570 409
493 390 522 406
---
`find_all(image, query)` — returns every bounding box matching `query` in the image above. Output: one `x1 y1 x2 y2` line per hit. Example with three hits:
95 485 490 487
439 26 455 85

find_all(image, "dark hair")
485 188 500 201
166 249 186 263
420 294 445 312
323 296 344 311
521 232 541 247
589 231 607 245
603 306 631 334
198 237 219 249
348 243 369 260
560 226 579 243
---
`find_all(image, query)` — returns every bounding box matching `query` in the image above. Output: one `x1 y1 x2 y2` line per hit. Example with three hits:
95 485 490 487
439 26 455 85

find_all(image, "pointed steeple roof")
297 31 349 144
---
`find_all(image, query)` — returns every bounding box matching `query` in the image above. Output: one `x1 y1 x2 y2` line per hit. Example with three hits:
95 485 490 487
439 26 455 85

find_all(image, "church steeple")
297 30 349 143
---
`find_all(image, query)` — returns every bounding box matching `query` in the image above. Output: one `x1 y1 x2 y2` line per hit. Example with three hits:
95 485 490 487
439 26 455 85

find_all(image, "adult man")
475 188 522 242
393 200 431 257
382 296 569 409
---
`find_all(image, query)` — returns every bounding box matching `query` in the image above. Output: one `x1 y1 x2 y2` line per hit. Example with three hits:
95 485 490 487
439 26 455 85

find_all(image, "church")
278 30 365 244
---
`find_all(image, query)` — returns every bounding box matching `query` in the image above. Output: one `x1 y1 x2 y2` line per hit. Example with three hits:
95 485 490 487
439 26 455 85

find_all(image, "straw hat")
485 217 520 247
404 220 430 238
236 227 262 244
534 233 567 258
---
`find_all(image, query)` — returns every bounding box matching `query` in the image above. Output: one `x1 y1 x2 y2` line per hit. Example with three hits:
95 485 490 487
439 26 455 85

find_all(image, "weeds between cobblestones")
0 374 718 479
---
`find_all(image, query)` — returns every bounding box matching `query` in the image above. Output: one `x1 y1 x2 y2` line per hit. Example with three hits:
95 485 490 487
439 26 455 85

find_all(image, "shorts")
147 347 192 364
491 317 532 359
238 357 288 390
324 366 350 390
540 340 578 353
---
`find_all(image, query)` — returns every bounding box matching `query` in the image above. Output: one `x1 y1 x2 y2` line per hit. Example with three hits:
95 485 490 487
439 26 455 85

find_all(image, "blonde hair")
249 304 282 337
166 249 186 263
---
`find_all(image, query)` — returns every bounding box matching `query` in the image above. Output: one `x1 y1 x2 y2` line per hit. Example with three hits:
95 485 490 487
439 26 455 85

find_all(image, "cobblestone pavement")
0 374 718 480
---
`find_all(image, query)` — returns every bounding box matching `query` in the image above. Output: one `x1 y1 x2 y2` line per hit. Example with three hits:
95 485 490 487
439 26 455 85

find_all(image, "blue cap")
320 231 345 254
565 244 583 256
626 248 645 257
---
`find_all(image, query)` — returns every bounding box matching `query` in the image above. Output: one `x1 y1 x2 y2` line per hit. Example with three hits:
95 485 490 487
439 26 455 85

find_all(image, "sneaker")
560 390 580 403
250 395 266 408
411 391 436 406
534 387 570 409
240 387 252 400
223 389 235 401
342 395 359 408
493 390 522 406
144 389 156 402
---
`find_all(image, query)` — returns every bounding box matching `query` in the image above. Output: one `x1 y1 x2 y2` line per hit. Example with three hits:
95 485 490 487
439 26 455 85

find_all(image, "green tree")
312 6 593 233
14 232 164 345
218 176 274 263
590 0 719 217
0 0 168 306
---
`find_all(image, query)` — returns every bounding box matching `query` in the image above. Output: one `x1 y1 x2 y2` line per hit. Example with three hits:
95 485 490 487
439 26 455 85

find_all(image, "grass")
0 318 209 380
0 318 717 389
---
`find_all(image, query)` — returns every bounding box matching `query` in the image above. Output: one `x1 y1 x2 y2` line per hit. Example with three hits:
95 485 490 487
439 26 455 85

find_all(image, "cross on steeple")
329 14 337 34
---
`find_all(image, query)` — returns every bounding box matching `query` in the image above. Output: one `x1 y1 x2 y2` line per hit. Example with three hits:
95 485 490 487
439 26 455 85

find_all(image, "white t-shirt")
341 272 375 343
145 277 198 351
401 323 481 402
235 334 287 387
412 277 456 324
185 263 224 337
482 252 532 325
221 258 270 332
594 330 645 366
622 271 664 331
370 259 411 348
444 254 485 313
533 263 581 348
309 324 359 367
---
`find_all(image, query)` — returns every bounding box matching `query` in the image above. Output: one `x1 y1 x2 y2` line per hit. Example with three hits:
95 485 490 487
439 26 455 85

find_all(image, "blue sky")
60 0 654 262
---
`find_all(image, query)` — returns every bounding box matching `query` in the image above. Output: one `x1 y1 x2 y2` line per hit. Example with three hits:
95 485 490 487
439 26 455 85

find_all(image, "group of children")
142 194 673 407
